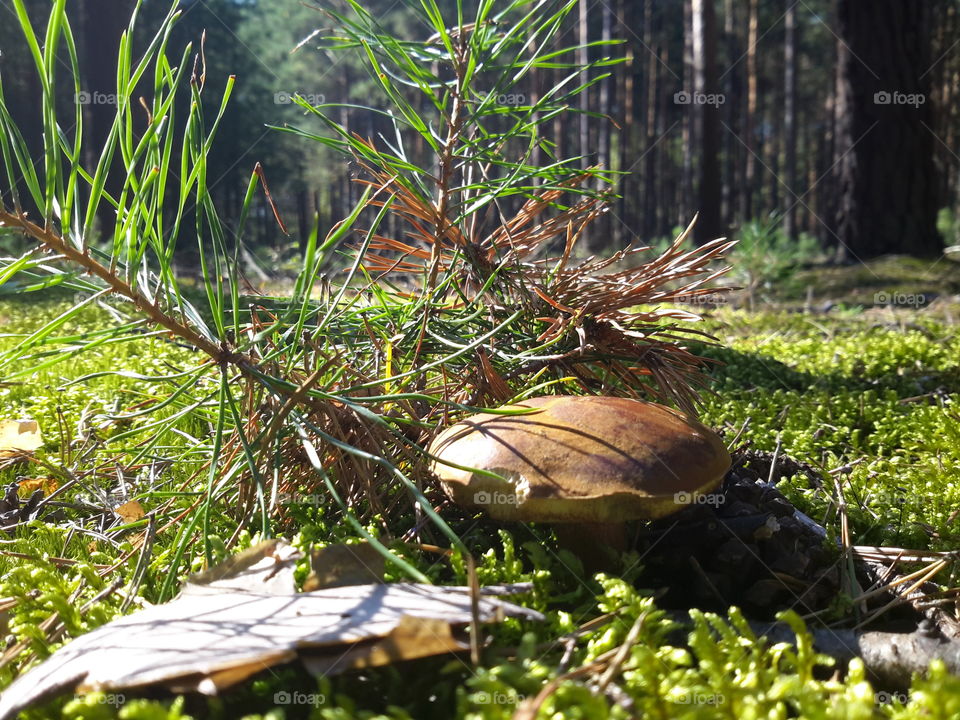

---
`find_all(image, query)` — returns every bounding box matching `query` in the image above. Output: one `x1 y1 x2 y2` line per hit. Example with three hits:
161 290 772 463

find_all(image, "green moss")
4 302 960 719
691 310 960 550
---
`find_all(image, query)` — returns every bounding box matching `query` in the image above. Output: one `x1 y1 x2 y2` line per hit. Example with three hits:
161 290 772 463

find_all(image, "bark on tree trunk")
642 0 659 239
767 67 781 214
618 0 636 241
296 188 309 255
527 36 542 180
577 0 590 169
598 5 612 174
783 0 798 239
721 0 740 230
741 0 758 222
656 46 670 237
577 0 591 247
681 0 694 226
597 0 613 246
692 0 721 243
835 0 940 258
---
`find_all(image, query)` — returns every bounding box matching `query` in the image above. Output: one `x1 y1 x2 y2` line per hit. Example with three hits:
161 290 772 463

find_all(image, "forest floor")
0 255 959 719
746 254 960 316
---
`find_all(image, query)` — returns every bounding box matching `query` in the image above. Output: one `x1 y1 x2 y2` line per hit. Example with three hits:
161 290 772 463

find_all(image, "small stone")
743 579 788 608
770 551 810 576
717 499 758 518
759 494 795 518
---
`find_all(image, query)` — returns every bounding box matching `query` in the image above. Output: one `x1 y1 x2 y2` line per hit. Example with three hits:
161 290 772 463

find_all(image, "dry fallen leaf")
0 419 41 459
0 541 541 719
17 477 58 497
304 541 385 590
113 500 145 523
302 614 464 677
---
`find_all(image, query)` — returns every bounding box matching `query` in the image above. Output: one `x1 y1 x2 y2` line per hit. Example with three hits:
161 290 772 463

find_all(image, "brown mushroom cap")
429 395 730 523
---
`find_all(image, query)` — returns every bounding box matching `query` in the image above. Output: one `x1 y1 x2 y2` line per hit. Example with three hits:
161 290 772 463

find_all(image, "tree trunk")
642 0 659 239
597 0 613 247
681 0 694 225
577 1 590 247
78 0 136 239
692 0 721 243
835 0 940 258
825 32 845 252
578 0 590 168
930 0 958 216
618 0 636 241
296 188 309 254
552 26 565 166
527 36 542 177
656 46 670 237
721 0 740 230
740 0 758 221
767 66 781 214
783 0 798 239
805 116 818 236
597 3 612 175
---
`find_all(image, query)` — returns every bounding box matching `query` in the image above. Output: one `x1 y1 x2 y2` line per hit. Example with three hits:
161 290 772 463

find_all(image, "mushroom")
428 395 731 571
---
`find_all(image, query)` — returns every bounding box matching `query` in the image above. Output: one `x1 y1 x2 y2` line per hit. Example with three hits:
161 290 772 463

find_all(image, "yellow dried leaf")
17 477 58 497
114 500 145 523
0 420 42 458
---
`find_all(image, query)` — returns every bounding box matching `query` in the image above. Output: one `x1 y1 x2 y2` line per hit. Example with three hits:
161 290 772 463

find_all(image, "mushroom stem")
554 522 628 574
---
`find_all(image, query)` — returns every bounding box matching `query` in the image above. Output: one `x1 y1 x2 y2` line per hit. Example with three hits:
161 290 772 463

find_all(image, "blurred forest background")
1 0 959 270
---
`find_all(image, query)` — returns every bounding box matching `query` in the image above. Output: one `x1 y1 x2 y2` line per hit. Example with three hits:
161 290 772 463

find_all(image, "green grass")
3 299 960 719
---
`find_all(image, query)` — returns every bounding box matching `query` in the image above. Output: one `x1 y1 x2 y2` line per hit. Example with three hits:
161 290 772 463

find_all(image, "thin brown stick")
0 551 110 570
0 211 226 361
